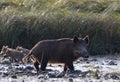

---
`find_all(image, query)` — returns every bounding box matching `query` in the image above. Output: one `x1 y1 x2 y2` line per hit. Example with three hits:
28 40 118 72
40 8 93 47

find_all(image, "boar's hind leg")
34 61 39 72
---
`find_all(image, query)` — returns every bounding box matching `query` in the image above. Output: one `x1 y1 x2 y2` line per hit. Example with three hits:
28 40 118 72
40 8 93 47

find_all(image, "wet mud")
0 55 120 82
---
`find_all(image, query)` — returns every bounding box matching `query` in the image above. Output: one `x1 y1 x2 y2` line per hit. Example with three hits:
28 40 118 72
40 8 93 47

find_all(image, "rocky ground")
0 54 120 82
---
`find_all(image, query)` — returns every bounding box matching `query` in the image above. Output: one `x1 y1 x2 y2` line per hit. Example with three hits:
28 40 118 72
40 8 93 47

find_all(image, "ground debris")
107 61 117 65
104 73 120 80
11 75 17 79
0 60 11 65
0 55 120 81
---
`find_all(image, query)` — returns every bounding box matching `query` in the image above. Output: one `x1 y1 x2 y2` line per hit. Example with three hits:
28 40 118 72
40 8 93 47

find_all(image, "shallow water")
0 55 120 82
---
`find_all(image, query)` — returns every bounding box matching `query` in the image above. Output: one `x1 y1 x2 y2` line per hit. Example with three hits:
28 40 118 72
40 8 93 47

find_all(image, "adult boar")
23 36 89 72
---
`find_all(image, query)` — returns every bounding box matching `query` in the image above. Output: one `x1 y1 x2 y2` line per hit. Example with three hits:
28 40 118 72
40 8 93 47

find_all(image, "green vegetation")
0 0 120 55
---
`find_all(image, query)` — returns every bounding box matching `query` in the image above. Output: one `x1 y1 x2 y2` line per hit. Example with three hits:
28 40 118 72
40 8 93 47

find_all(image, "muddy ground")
0 54 120 82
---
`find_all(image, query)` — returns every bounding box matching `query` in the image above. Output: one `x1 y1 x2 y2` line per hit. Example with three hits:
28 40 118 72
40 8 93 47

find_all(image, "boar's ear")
83 35 89 45
5 46 8 48
4 46 8 49
3 45 7 48
73 36 79 43
3 46 5 48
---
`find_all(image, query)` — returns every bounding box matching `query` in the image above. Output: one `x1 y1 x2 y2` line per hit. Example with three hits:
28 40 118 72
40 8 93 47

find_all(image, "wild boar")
3 48 25 62
23 36 89 72
16 46 35 62
0 46 16 62
0 46 9 55
16 46 30 55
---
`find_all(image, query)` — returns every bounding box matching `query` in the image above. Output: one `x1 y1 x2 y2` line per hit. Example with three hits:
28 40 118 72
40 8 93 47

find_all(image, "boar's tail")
22 52 32 63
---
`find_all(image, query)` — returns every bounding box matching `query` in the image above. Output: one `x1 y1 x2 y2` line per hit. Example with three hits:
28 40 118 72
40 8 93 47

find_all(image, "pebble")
0 61 11 65
2 73 9 77
11 75 17 79
25 66 34 70
108 61 117 65
104 73 120 80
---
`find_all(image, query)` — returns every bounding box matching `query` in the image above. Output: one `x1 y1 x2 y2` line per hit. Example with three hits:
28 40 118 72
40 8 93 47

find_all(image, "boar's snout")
84 55 89 58
74 50 89 58
80 51 89 58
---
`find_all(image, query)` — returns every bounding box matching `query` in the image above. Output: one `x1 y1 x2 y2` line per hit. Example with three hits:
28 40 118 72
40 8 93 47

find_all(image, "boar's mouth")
82 54 89 59
80 53 89 58
74 48 89 59
74 51 89 59
82 50 89 58
83 55 89 58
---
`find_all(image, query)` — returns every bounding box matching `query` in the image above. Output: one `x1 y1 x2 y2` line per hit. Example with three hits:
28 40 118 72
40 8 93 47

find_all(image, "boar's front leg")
40 55 48 71
34 61 39 72
64 64 68 71
65 61 74 71
40 59 48 71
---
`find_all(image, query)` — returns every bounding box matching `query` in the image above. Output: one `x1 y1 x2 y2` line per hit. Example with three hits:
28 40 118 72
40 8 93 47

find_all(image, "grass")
0 0 120 55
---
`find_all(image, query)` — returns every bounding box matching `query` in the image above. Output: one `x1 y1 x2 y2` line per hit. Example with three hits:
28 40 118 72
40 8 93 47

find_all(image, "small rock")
83 58 88 61
46 69 52 72
91 58 97 61
89 58 97 62
25 66 34 70
11 75 17 79
58 65 62 67
108 61 117 65
56 71 65 78
64 70 84 78
2 73 9 77
81 71 88 77
15 67 24 71
111 74 120 80
38 74 45 79
38 74 49 79
14 64 19 66
48 73 56 78
23 71 36 76
94 66 100 69
86 61 90 63
1 61 11 65
101 63 104 65
49 64 52 67
22 80 25 82
104 73 120 80
0 72 2 75
67 78 73 82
